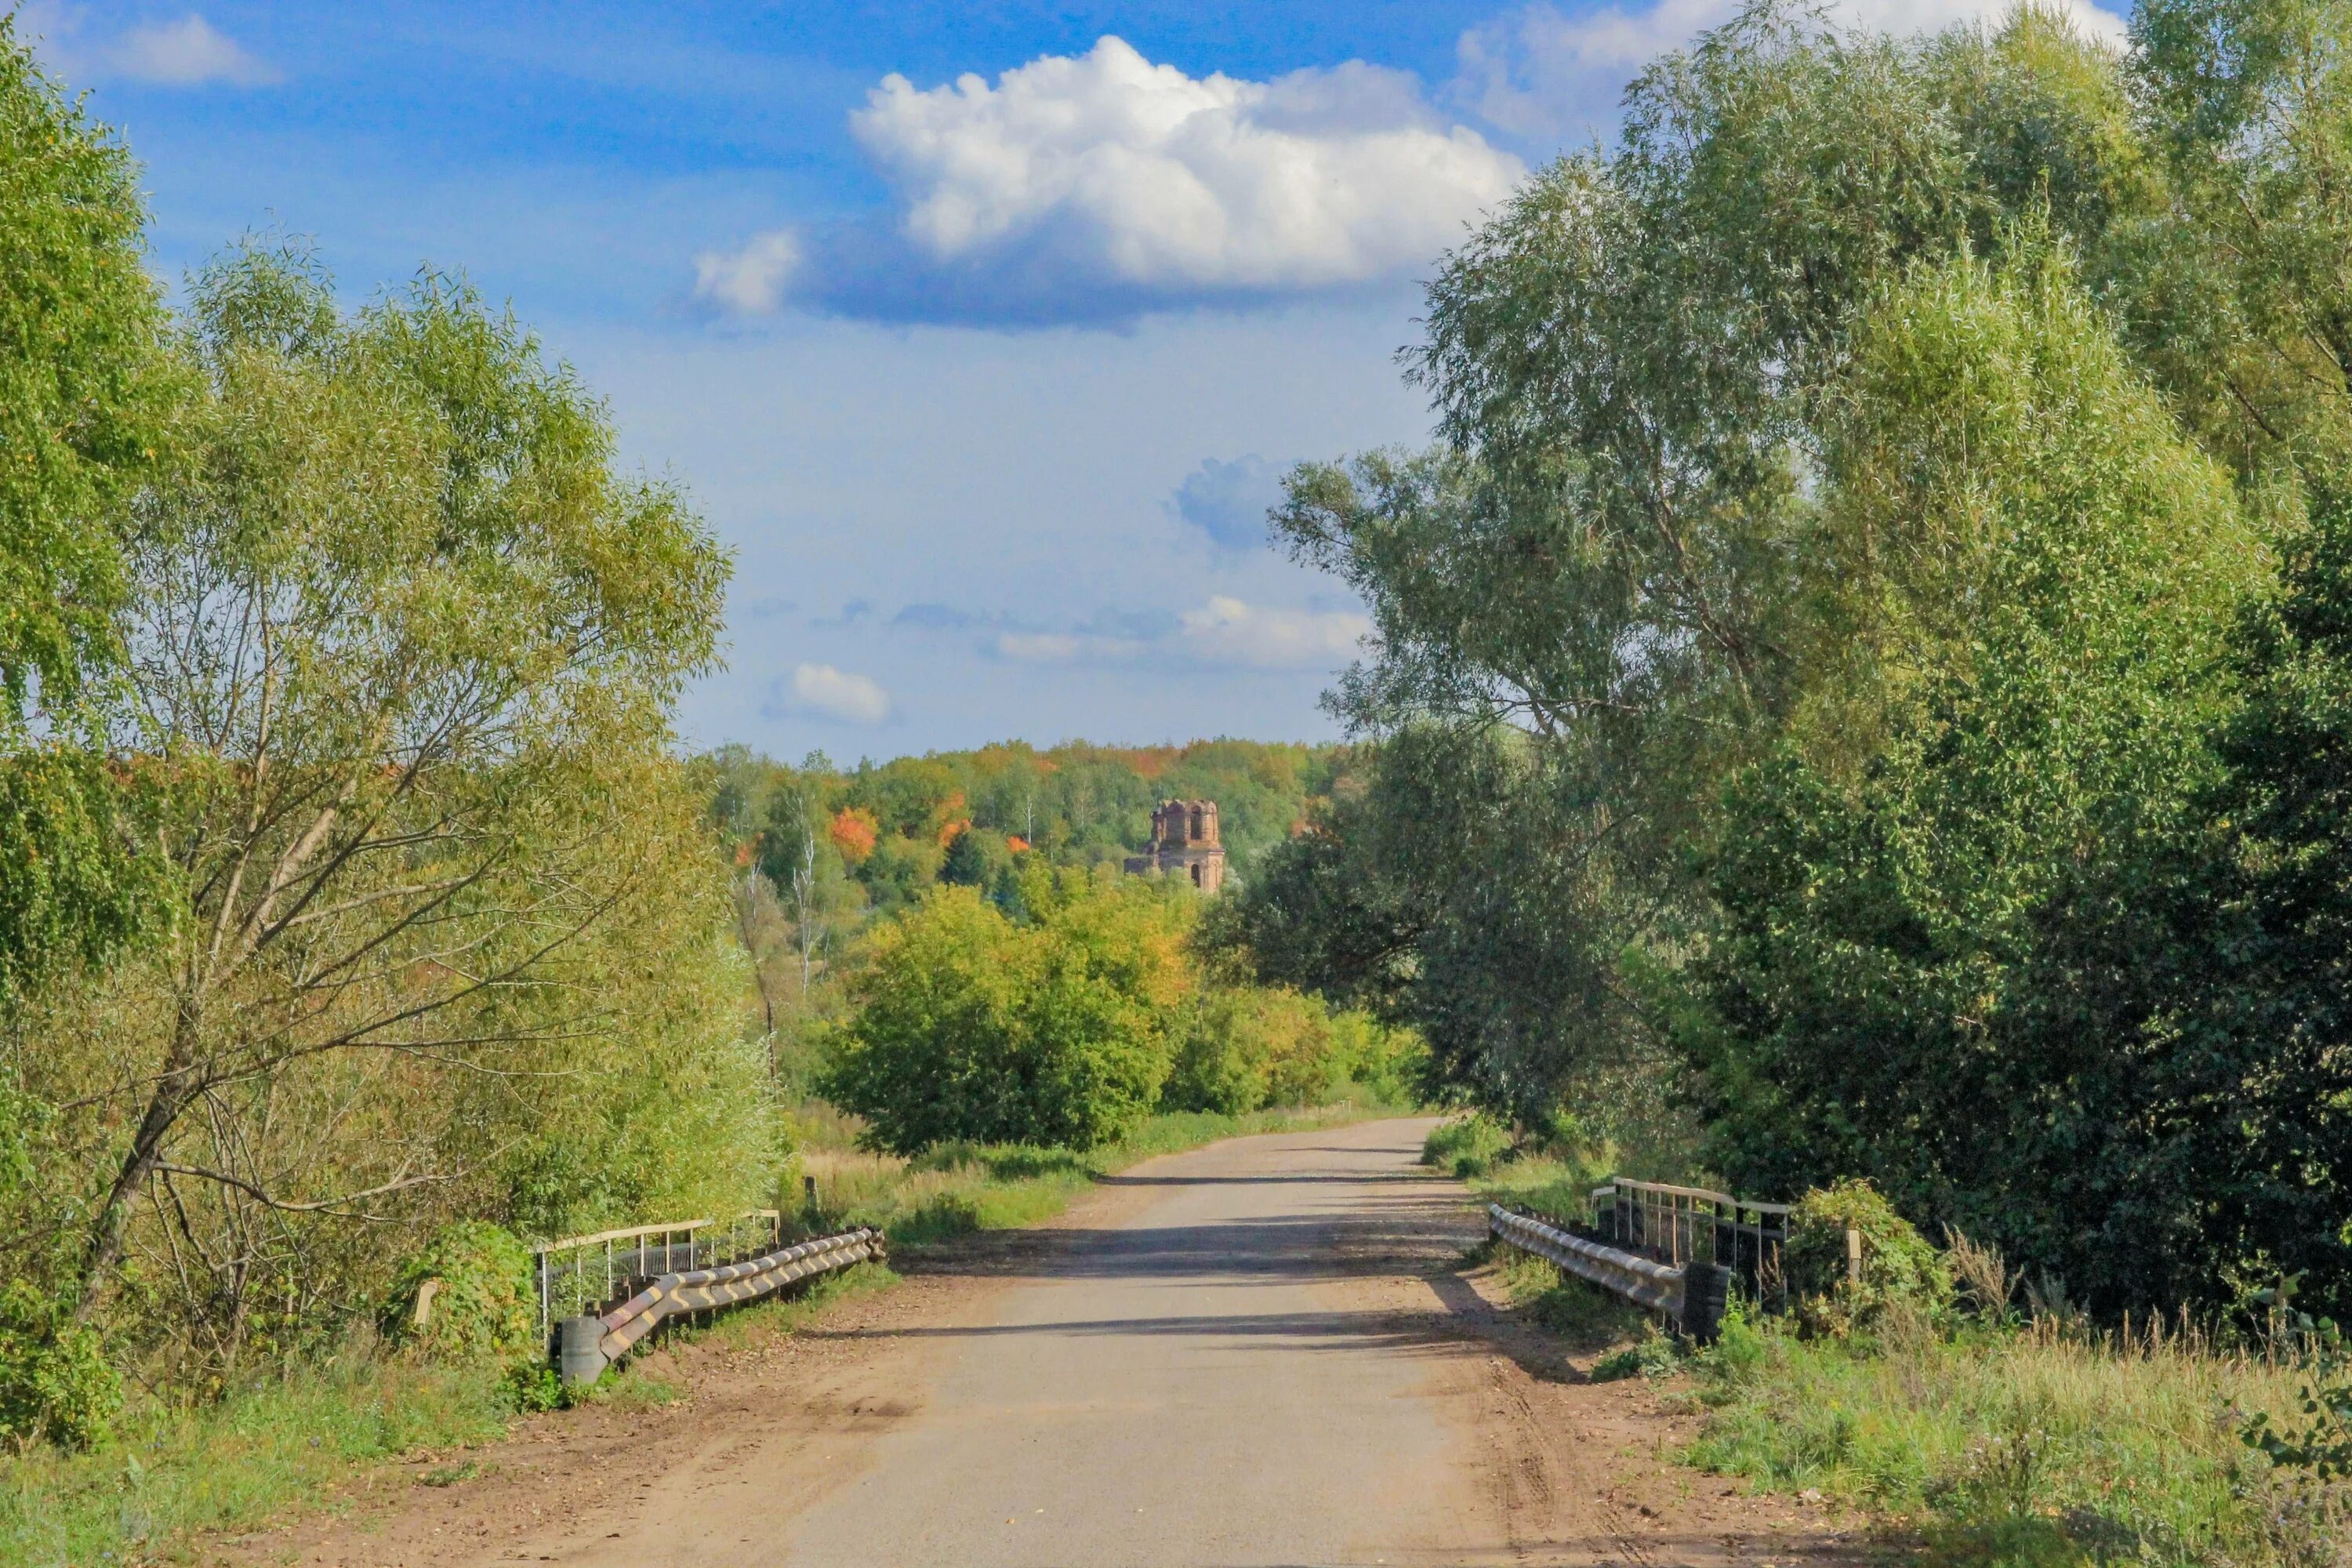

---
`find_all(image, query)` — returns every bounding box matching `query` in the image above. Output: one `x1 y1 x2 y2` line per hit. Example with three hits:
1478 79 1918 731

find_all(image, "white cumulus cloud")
993 596 1368 672
783 662 892 724
1457 0 2124 140
693 230 802 318
855 37 1523 290
695 35 1525 319
17 6 278 88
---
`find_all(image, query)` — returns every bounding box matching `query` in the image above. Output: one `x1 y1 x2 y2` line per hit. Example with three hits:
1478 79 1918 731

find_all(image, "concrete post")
558 1315 608 1388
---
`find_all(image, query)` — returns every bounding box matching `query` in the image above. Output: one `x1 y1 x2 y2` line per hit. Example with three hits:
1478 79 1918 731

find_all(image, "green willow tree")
1243 4 2152 1123
1692 245 2266 1311
55 241 731 1324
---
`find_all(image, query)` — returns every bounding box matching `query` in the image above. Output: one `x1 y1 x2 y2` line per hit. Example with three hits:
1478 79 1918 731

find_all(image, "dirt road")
247 1119 1862 1567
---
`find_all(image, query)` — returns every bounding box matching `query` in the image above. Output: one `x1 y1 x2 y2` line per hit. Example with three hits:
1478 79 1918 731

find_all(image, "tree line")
698 739 1337 1034
1220 0 2352 1321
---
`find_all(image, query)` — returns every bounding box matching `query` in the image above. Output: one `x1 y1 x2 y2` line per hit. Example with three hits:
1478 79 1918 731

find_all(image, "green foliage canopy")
0 26 177 1006
820 878 1190 1152
1223 0 2352 1315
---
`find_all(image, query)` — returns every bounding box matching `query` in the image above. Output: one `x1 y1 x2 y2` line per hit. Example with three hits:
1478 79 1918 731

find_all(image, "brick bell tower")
1123 799 1226 892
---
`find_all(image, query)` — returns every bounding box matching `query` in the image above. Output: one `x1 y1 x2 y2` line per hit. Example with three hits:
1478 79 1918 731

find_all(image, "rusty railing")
1591 1177 1791 1315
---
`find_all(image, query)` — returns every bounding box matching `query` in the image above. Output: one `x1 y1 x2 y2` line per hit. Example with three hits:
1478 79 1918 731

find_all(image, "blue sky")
20 0 2122 758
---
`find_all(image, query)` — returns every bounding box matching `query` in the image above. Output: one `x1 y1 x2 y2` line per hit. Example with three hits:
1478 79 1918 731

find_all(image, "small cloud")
114 13 275 85
742 595 799 620
1080 605 1181 641
992 595 1367 671
1172 455 1286 550
1178 595 1369 669
891 602 977 630
996 631 1087 662
812 598 873 629
20 7 281 89
775 662 892 725
693 230 801 318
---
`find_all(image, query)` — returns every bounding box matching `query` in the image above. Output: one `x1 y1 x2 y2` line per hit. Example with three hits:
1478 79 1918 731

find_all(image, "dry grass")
1943 1226 2019 1319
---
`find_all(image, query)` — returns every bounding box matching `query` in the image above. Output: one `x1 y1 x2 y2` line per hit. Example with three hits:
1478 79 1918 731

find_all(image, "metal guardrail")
1487 1203 1730 1342
555 1225 886 1386
531 1210 788 1337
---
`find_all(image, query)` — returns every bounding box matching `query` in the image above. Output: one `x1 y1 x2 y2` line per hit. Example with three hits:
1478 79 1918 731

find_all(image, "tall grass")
0 1350 517 1567
1688 1309 2325 1565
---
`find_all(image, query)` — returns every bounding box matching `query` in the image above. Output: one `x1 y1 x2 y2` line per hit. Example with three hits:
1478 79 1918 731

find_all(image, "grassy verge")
1425 1119 2338 1566
2 1096 1411 1567
1684 1309 2326 1567
0 1354 516 1567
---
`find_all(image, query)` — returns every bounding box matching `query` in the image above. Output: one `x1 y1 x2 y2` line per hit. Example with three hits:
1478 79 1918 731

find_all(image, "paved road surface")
771 1116 1481 1566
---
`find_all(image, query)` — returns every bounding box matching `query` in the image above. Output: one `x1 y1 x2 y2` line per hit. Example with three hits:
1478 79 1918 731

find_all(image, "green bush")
1323 1008 1427 1106
821 880 1188 1152
0 1282 121 1450
381 1221 539 1364
1788 1178 1952 1333
1697 1298 1769 1385
1166 985 1334 1112
1422 1113 1511 1178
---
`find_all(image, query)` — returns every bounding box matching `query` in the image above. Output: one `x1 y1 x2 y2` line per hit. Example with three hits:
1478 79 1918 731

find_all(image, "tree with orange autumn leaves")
828 807 878 863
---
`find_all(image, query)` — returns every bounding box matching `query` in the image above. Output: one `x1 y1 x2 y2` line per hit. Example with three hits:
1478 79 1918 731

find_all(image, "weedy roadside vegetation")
1686 1300 2330 1567
1448 1117 2350 1565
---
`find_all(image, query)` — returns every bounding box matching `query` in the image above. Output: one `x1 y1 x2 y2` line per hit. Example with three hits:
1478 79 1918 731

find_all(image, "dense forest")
1219 0 2352 1321
696 738 1334 1024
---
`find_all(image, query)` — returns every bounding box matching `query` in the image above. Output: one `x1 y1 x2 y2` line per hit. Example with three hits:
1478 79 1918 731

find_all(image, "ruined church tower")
1123 799 1226 892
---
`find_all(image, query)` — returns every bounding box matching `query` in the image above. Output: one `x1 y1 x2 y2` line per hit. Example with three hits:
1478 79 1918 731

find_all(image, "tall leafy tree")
0 22 178 1004
1692 245 2265 1312
62 241 729 1316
